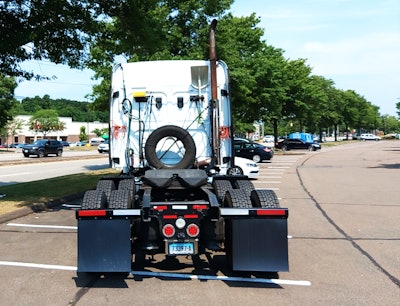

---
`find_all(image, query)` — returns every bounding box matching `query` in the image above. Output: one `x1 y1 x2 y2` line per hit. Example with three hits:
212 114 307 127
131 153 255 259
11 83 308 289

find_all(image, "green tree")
28 109 65 138
79 126 88 142
91 128 108 137
86 0 233 111
0 0 100 79
4 117 25 146
380 115 400 134
0 74 18 129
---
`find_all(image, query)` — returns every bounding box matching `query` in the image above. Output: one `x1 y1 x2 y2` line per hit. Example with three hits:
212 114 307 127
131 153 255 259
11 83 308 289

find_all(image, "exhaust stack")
209 19 220 165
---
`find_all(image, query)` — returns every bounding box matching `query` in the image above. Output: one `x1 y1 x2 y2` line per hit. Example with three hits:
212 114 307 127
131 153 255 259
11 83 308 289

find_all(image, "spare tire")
145 125 196 169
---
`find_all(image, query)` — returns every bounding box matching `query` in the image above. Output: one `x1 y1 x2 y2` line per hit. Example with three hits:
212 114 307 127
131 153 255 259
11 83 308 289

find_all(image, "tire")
96 180 116 203
81 190 107 209
38 150 45 158
56 149 63 156
308 145 313 151
118 179 136 202
224 189 252 208
108 189 132 209
227 166 243 176
98 150 103 153
250 189 280 208
252 154 261 163
281 145 287 151
234 180 255 197
144 125 196 169
213 180 232 204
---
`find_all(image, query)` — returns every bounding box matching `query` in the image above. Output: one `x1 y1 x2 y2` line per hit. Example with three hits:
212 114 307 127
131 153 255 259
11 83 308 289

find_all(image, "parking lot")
0 141 399 305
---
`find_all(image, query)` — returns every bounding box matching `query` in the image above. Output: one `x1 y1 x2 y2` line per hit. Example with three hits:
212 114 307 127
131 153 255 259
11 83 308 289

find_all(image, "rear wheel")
224 189 252 208
234 180 255 197
250 189 280 208
281 145 287 151
108 189 131 209
96 180 116 203
118 179 136 205
56 149 63 156
213 180 232 204
81 190 107 209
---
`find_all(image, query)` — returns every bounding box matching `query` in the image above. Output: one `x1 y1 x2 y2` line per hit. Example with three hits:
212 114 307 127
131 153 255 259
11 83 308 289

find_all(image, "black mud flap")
231 218 288 272
77 219 131 273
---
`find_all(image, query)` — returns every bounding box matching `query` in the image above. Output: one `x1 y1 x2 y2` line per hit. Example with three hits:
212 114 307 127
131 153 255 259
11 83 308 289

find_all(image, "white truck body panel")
109 60 232 173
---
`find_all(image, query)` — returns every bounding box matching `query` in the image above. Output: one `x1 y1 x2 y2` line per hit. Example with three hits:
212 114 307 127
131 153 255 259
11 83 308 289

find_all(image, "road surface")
0 140 399 305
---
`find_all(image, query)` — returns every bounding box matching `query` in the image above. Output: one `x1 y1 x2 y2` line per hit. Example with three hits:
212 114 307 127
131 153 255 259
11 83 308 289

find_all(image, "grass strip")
0 168 119 215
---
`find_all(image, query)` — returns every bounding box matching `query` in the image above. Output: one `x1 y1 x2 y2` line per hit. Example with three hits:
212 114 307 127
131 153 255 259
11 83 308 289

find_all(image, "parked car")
61 141 70 147
262 135 274 143
226 156 259 178
275 138 321 151
7 143 22 148
98 140 109 153
360 133 380 141
22 140 63 158
234 138 274 162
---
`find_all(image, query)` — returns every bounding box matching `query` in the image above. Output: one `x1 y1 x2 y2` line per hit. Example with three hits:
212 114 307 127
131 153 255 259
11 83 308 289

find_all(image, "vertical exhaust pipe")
209 19 220 165
209 19 218 102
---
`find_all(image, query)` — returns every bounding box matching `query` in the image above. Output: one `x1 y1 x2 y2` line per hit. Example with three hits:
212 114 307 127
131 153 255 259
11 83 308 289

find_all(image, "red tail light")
162 224 175 238
78 210 106 217
256 209 287 216
186 224 200 237
193 205 208 210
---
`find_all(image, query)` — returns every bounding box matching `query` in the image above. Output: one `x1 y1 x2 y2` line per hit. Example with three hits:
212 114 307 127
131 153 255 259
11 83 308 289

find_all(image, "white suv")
360 133 380 141
98 140 109 153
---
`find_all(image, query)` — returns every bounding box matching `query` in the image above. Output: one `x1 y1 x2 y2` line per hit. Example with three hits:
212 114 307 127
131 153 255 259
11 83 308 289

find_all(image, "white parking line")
7 223 77 230
0 261 311 286
131 270 311 286
267 166 290 169
255 181 281 184
254 187 279 191
0 261 76 271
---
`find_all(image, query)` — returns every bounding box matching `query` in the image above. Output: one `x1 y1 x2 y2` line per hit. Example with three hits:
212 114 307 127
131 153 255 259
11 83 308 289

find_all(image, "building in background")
2 115 108 145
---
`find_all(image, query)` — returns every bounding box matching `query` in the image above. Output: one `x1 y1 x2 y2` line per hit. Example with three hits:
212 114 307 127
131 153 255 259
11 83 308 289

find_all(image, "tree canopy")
28 109 65 138
0 74 18 128
1 0 397 137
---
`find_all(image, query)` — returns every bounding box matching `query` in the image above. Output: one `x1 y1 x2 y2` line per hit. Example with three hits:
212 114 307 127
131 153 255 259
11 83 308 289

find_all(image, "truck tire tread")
108 189 132 209
81 190 107 209
250 189 280 208
224 189 252 208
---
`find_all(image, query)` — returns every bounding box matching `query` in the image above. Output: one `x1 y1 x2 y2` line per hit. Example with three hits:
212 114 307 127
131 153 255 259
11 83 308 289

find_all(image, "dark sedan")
234 138 274 163
275 138 321 151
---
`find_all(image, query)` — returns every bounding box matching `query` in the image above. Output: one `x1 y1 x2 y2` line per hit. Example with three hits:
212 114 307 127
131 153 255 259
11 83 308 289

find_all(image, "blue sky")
14 0 400 116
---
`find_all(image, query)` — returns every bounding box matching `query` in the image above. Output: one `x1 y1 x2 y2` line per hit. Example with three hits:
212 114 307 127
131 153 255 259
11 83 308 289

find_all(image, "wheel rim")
227 166 243 175
252 155 261 163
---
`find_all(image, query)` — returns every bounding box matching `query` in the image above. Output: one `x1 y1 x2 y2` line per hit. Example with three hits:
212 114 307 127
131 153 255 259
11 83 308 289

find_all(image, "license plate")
168 242 194 255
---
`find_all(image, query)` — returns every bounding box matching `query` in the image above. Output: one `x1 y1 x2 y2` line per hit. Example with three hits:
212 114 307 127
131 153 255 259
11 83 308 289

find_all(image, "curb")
0 192 85 224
